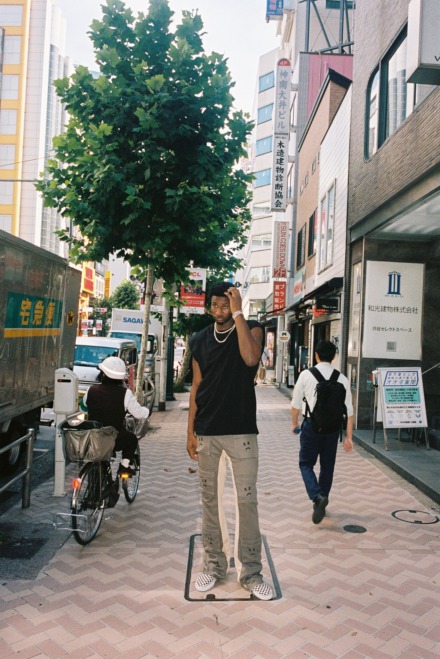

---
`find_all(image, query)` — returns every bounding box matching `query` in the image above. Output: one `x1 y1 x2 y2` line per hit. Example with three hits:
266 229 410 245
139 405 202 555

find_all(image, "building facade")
242 0 355 382
0 0 70 255
345 0 440 429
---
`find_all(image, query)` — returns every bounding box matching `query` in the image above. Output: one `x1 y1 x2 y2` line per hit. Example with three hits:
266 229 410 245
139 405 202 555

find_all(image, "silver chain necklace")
213 322 236 344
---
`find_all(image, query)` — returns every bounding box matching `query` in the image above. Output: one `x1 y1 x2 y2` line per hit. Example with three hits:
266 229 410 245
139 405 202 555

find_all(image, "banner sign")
266 0 283 20
180 267 207 315
273 280 286 310
377 367 428 429
5 292 62 337
274 58 290 135
293 266 306 304
362 261 424 360
272 220 288 277
271 58 290 211
271 134 289 211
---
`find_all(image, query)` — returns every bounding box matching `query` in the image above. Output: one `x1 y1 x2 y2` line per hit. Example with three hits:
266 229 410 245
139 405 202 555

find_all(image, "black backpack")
304 367 347 434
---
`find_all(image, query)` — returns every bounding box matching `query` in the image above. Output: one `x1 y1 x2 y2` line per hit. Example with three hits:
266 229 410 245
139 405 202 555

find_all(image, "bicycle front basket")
63 426 118 462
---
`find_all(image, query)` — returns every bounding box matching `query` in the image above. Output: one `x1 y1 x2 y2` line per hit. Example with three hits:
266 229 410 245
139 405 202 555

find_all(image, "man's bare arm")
187 357 202 460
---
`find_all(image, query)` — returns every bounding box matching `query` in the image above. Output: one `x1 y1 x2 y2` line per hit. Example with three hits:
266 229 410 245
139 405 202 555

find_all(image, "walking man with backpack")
291 340 353 524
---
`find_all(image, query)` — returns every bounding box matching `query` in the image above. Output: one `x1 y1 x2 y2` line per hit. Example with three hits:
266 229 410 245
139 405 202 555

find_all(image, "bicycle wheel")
71 462 107 545
122 443 140 503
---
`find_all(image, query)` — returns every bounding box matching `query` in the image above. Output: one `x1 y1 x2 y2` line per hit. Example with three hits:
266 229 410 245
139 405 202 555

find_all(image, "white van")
73 337 138 397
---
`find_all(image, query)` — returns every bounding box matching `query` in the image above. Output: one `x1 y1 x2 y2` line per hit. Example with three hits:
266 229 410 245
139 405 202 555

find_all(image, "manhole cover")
391 509 439 525
343 524 367 534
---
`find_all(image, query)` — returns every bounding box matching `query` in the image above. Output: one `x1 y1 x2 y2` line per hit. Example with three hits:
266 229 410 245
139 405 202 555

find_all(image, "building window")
308 209 317 257
326 0 354 8
296 224 306 269
0 214 12 231
249 266 270 284
252 201 271 218
254 168 271 188
259 71 274 93
0 75 19 101
257 103 273 125
385 35 409 139
365 28 435 159
255 135 273 156
249 299 265 317
251 233 272 250
0 110 17 134
0 182 13 205
0 145 15 170
3 36 21 64
0 5 23 25
367 69 379 158
318 184 335 271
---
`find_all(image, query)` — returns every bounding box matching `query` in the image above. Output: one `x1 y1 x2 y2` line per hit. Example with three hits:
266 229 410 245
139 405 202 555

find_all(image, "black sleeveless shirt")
189 320 262 436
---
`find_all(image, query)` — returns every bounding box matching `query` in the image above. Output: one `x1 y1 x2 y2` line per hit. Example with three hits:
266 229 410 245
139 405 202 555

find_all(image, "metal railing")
0 429 35 508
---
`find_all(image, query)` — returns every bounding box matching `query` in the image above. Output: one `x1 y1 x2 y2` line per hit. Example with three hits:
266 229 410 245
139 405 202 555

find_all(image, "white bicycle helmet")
99 356 126 380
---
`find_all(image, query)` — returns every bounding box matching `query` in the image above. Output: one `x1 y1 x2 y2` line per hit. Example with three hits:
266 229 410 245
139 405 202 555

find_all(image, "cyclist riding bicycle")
80 356 149 477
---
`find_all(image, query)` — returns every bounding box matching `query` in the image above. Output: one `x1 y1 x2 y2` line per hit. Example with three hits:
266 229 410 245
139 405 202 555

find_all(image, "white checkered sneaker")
251 581 273 600
195 573 217 592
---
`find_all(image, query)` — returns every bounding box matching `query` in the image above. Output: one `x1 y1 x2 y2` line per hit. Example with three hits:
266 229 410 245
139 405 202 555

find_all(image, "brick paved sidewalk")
0 385 439 658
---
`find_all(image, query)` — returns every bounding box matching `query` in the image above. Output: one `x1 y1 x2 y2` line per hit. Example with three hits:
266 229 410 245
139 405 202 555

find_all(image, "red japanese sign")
273 281 286 311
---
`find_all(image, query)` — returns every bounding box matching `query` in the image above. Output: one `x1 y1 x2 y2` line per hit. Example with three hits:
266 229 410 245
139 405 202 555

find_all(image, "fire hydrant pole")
135 264 154 404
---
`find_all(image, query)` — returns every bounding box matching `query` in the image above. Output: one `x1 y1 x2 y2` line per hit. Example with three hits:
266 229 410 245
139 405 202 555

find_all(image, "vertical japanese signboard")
377 367 427 429
273 281 286 311
362 261 424 360
180 267 206 315
271 58 291 212
272 220 288 277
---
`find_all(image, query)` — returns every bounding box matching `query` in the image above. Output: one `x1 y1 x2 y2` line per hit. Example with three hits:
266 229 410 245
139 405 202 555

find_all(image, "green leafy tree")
36 0 253 398
112 279 140 310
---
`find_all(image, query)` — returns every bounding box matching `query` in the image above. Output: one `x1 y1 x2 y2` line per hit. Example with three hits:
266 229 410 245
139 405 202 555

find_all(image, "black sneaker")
312 495 328 524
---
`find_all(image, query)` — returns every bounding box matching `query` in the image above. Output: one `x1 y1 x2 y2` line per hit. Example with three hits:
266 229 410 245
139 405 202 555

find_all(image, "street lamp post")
166 306 175 401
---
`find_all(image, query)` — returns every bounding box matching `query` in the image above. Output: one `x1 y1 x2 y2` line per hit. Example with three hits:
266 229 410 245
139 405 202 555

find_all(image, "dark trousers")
299 419 339 501
114 428 137 462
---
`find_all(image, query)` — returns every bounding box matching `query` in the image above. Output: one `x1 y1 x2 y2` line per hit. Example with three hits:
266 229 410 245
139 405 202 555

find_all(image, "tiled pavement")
1 385 440 658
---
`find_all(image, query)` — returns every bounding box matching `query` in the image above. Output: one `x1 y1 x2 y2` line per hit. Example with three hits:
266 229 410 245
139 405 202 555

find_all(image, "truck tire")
0 425 24 475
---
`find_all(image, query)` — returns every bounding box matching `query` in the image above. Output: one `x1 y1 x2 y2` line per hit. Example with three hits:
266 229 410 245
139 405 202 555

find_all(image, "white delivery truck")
108 308 161 412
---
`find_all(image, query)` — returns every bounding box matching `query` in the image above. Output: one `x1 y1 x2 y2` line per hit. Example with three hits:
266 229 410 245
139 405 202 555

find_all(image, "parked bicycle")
59 418 141 545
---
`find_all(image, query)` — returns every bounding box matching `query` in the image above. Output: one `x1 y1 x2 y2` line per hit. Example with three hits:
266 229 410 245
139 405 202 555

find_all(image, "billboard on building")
362 261 424 360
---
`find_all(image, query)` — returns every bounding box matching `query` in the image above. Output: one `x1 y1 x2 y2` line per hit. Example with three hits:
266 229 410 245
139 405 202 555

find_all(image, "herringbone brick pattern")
0 385 439 657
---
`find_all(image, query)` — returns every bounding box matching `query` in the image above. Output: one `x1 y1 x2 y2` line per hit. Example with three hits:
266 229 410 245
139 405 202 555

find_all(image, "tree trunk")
174 334 192 389
135 263 154 403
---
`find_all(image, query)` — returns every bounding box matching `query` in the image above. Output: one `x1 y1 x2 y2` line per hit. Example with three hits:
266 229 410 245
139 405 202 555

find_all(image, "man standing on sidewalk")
291 340 353 524
187 281 273 600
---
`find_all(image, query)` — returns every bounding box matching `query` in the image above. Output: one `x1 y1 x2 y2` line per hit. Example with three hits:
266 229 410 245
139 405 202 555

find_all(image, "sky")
55 0 280 116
